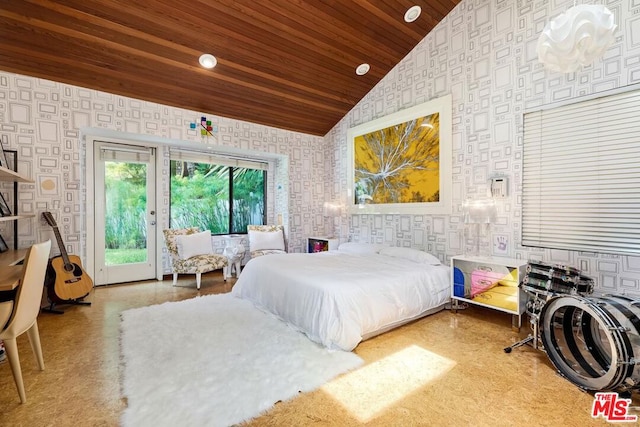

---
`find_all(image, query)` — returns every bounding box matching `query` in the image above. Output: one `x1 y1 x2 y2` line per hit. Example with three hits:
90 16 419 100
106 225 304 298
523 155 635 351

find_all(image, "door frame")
85 134 164 283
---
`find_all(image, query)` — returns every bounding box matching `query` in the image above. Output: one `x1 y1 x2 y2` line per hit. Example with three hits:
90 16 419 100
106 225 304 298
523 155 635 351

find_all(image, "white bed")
231 245 450 351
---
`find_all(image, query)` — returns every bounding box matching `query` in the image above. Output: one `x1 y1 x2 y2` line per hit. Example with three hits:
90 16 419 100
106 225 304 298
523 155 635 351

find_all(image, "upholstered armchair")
247 225 287 258
162 228 228 289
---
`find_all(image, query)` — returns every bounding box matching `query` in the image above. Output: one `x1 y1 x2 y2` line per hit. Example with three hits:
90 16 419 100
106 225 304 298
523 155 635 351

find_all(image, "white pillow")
176 230 213 259
337 242 388 255
379 246 441 265
249 229 285 251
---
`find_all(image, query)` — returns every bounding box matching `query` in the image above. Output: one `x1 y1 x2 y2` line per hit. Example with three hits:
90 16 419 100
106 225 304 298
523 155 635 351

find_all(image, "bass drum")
540 294 640 392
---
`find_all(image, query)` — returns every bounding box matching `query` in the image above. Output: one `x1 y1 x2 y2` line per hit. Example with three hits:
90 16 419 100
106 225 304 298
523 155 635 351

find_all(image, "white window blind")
170 149 268 171
99 143 153 162
522 88 640 256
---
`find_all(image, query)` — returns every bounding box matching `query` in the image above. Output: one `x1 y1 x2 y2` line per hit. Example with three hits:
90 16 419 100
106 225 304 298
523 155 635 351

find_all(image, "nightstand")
451 255 528 330
307 237 339 253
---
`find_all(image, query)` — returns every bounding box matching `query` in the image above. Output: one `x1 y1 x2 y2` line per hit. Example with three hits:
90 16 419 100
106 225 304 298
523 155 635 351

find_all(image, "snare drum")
528 261 581 277
540 294 640 392
523 262 594 296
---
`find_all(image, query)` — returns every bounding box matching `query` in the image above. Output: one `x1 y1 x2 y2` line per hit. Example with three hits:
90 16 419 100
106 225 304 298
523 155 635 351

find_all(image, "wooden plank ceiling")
0 1 461 136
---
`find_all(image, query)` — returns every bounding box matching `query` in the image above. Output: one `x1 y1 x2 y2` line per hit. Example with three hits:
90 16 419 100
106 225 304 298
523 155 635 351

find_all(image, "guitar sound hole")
64 263 82 276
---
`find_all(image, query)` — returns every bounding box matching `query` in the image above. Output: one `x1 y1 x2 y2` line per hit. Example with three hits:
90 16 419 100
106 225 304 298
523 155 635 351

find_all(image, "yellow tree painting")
353 113 440 205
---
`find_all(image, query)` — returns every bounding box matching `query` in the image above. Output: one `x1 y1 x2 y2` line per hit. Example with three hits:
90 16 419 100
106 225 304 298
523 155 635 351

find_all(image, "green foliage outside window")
101 159 265 265
104 161 149 265
105 162 147 250
170 161 265 234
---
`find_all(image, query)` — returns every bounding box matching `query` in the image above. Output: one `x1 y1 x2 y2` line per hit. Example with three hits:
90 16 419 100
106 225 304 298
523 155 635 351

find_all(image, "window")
169 150 267 234
522 86 640 255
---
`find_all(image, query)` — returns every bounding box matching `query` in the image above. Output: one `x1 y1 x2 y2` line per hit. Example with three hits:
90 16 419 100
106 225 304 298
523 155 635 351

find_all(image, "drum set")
504 261 640 394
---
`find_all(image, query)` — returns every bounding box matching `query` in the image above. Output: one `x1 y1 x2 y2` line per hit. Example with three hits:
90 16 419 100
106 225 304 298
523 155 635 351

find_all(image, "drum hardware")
503 321 540 353
504 261 594 356
619 358 638 366
504 287 557 353
609 326 632 333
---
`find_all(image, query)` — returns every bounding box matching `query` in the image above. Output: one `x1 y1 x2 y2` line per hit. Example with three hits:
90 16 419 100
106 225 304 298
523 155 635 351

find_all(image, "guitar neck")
52 225 72 267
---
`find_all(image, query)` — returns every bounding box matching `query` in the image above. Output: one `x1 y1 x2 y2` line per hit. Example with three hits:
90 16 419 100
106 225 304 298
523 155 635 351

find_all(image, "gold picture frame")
347 94 452 214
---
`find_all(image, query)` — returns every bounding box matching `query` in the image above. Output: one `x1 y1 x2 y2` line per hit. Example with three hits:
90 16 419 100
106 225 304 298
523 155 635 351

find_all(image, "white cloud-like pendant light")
537 4 616 73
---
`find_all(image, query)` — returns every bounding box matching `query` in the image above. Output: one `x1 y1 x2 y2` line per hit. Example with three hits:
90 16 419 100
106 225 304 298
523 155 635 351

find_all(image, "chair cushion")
248 229 285 251
176 230 213 259
173 254 227 274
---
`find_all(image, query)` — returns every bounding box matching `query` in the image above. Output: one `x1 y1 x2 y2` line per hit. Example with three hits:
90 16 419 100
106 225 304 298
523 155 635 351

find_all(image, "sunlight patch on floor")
321 345 456 423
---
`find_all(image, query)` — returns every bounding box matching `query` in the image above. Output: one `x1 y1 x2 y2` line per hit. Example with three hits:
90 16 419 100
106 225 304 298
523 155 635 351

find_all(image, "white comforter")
231 251 450 351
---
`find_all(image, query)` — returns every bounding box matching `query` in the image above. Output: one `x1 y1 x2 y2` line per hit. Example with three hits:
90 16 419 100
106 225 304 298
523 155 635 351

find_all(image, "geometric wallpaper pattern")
1 0 639 295
327 0 640 296
0 75 327 275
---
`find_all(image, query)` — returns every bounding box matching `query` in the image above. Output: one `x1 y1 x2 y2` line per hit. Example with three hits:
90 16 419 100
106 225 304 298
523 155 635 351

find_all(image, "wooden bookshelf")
0 152 35 264
0 214 36 223
0 165 33 183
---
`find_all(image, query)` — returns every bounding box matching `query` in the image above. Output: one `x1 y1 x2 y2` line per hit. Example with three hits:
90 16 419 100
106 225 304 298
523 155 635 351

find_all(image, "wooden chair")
247 225 287 258
0 239 52 403
162 228 228 289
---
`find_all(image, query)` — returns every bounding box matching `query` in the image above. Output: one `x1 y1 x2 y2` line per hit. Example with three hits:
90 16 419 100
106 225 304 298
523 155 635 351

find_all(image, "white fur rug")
120 293 363 427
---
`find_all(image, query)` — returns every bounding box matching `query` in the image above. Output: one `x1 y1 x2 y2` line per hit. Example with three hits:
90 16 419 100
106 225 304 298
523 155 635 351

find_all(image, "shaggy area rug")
120 293 363 427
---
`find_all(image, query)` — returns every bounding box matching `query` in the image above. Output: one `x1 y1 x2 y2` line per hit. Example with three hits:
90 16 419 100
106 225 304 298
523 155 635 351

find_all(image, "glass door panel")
94 143 156 285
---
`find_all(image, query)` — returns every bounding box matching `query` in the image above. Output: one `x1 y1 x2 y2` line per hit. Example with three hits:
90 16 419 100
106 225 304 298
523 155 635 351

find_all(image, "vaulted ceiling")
0 1 461 136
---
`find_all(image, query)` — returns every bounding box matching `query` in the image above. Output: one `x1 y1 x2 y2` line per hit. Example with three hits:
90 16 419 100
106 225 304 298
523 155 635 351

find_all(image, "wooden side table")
222 235 245 278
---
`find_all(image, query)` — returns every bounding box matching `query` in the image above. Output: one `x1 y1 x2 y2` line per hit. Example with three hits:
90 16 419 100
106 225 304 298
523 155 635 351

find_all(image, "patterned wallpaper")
1 0 639 294
0 75 328 276
327 0 640 295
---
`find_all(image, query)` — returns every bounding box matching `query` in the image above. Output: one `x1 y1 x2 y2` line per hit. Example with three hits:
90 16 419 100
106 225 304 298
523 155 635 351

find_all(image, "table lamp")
462 198 497 256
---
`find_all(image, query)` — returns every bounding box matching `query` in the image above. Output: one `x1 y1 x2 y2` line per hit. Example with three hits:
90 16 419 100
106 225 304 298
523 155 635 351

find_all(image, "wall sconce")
323 202 342 218
537 4 616 73
462 198 497 257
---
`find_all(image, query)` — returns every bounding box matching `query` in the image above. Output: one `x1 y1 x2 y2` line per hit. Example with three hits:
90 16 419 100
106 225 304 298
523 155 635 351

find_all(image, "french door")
93 142 157 285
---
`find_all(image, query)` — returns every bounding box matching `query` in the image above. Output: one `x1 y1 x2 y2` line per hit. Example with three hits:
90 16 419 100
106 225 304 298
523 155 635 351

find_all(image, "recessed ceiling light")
199 53 217 69
404 5 422 23
355 63 370 76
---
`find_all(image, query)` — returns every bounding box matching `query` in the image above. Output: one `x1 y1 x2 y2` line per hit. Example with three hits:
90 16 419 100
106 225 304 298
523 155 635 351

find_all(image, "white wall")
326 0 640 295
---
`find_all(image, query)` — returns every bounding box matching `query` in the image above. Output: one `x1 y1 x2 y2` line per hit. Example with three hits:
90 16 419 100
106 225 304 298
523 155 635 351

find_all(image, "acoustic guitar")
42 211 93 304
